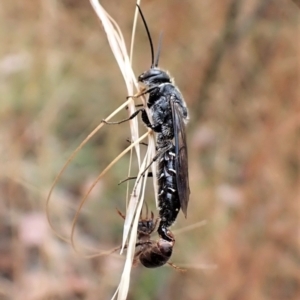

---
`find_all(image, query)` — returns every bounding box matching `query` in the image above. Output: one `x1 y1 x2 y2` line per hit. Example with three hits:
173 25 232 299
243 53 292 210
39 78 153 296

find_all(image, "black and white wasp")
105 5 190 213
133 4 190 226
104 5 190 242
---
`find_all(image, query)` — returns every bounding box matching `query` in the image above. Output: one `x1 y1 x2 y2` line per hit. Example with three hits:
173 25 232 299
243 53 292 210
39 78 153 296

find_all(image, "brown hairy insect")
117 206 184 271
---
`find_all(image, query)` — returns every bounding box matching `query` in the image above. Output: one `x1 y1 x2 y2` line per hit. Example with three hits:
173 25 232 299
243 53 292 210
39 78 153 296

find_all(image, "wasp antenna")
154 32 164 67
136 4 155 68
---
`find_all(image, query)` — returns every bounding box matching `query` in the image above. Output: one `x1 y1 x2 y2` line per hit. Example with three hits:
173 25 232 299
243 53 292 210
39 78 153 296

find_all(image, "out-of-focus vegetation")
0 0 299 299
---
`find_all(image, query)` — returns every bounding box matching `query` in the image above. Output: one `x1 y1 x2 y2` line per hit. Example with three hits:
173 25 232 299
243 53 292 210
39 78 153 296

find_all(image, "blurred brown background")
0 0 299 299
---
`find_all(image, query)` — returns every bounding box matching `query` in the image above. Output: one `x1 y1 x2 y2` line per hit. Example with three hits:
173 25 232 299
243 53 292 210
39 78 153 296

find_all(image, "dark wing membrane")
171 100 190 217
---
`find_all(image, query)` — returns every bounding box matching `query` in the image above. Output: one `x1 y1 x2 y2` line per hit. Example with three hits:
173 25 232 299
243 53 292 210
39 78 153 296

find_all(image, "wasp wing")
170 99 190 217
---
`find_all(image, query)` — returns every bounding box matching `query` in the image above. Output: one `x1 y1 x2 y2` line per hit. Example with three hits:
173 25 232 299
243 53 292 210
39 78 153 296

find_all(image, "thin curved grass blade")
46 97 133 242
70 131 150 256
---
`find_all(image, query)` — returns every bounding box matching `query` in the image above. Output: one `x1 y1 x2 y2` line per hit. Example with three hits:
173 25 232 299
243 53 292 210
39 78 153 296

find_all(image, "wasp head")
138 68 171 86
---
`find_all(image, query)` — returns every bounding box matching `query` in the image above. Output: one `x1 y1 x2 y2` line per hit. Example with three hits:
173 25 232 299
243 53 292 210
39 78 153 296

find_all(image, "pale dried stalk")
89 1 156 300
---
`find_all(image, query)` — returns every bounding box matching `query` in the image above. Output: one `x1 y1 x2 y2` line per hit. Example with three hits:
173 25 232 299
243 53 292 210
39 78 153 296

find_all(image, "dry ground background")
0 0 299 299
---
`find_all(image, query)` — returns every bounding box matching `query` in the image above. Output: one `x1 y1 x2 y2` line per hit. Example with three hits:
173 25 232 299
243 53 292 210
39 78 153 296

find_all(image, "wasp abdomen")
157 146 181 241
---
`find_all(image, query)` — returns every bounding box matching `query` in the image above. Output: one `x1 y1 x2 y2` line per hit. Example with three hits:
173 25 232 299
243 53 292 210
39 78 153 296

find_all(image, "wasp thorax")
138 68 171 85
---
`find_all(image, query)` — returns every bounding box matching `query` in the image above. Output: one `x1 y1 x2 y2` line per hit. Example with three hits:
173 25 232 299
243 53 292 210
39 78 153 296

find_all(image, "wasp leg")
125 103 145 110
126 87 148 99
118 172 153 185
128 142 173 196
102 107 153 129
138 142 173 179
126 85 158 99
126 138 148 147
102 108 145 125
